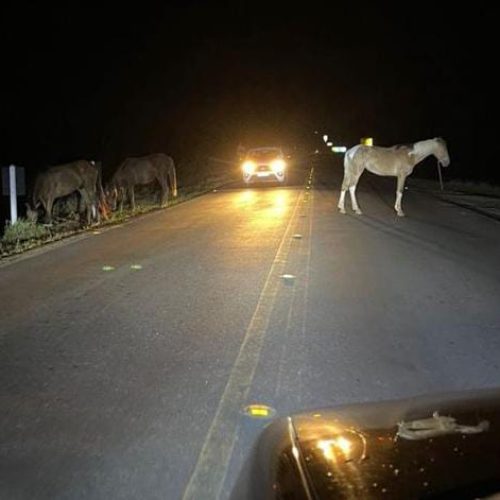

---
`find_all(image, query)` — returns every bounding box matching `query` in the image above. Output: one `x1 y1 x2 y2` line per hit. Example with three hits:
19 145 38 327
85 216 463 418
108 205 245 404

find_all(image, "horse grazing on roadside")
338 138 450 217
106 153 177 211
31 160 102 224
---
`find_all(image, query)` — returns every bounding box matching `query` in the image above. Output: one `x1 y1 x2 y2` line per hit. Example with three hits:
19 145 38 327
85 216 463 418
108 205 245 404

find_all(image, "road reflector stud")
281 274 296 282
293 234 303 239
102 265 115 272
243 404 276 419
130 264 142 270
92 230 101 235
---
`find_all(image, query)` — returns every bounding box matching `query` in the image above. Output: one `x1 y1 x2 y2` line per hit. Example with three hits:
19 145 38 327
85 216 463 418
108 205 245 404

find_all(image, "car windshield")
247 148 281 160
1 3 498 500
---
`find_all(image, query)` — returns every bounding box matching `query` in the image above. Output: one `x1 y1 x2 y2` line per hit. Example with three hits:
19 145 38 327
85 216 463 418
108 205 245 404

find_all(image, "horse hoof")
354 210 363 215
339 208 346 214
397 211 405 217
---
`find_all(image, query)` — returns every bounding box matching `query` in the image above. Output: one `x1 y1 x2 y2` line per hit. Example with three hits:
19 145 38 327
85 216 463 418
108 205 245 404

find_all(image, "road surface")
1 162 499 499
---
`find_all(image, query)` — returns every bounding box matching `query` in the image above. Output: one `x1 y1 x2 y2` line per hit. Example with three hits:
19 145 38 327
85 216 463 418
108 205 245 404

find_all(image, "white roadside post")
9 164 18 224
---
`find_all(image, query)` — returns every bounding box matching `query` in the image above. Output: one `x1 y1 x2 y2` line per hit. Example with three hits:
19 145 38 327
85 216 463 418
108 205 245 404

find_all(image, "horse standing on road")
338 138 450 217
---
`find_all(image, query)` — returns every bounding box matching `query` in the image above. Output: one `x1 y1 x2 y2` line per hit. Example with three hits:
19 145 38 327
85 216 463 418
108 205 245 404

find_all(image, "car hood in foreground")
231 389 500 499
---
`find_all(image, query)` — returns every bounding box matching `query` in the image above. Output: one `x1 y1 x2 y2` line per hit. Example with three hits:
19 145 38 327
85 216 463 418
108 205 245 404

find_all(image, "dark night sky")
0 1 497 181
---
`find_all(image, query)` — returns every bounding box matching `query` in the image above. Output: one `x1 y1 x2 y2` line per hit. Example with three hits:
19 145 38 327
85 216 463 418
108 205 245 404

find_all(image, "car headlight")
271 159 286 173
242 161 256 175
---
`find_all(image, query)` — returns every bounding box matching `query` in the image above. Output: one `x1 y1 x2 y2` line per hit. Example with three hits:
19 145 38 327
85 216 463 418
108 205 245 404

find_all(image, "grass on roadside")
2 219 50 244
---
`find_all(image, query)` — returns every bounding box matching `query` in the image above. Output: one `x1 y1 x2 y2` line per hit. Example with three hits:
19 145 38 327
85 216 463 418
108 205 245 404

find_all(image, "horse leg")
43 197 54 224
395 175 406 217
78 189 92 225
159 177 169 207
338 174 350 214
86 185 98 223
345 168 363 215
84 192 92 226
117 187 124 213
349 184 362 215
128 187 136 211
338 190 347 214
339 166 363 214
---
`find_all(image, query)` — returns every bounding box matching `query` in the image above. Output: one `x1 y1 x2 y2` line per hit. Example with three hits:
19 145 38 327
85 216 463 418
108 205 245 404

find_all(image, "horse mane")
389 143 413 153
397 138 446 149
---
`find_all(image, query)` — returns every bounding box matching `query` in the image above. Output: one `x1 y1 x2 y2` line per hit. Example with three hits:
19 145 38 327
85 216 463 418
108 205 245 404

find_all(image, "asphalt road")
1 162 500 499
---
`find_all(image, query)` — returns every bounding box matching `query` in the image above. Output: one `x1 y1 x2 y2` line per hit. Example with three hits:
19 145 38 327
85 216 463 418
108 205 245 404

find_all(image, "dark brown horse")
31 160 101 224
106 153 177 211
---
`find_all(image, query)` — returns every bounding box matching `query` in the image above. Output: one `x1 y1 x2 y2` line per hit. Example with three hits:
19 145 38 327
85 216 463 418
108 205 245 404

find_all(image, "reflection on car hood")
231 389 500 499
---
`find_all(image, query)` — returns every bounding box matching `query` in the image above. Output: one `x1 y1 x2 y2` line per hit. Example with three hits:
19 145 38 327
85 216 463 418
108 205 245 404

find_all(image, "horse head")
434 137 450 167
25 203 39 223
104 183 119 211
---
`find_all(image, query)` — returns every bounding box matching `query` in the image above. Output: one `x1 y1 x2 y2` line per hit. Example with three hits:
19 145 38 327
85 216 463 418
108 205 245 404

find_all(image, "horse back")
34 160 97 202
115 154 173 186
347 145 413 177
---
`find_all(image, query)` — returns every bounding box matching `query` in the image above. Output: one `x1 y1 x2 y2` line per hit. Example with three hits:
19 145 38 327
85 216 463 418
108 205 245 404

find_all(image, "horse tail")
343 148 350 172
344 144 368 189
342 146 356 189
168 156 178 197
95 161 105 202
32 174 42 209
94 161 111 220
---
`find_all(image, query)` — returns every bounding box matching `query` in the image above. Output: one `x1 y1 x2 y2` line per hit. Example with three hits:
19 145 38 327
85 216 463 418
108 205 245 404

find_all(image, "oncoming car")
241 147 287 184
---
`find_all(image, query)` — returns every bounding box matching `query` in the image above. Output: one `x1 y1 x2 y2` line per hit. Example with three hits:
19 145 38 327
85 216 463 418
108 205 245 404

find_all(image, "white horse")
338 138 450 217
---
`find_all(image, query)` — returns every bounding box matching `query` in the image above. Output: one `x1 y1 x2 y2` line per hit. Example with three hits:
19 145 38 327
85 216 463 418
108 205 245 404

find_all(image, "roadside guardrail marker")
130 264 143 270
102 265 115 272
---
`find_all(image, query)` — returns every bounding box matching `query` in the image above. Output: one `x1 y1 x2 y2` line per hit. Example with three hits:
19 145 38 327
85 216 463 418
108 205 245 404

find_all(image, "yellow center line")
182 188 305 500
